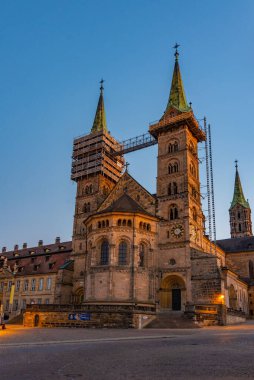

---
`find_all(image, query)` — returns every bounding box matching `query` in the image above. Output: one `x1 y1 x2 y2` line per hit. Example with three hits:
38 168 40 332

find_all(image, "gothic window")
169 204 178 220
193 207 197 222
139 244 145 267
118 241 127 265
168 162 179 174
100 240 109 265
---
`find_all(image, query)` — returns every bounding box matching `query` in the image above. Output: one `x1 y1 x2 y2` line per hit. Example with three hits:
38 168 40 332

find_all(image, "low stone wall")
226 312 246 325
23 303 156 329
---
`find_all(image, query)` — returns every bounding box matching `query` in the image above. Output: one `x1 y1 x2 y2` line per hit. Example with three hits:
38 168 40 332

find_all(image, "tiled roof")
217 237 254 253
0 241 73 276
98 193 153 216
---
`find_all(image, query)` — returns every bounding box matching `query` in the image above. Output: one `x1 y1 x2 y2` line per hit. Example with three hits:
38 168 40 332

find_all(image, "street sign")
68 313 91 321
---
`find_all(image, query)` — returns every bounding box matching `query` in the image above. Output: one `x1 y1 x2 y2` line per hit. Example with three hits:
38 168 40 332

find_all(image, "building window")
46 278 52 290
13 300 19 311
7 281 12 291
22 299 26 309
45 299 50 305
5 300 9 311
193 207 197 222
100 240 109 265
168 182 178 195
24 280 29 291
168 141 179 153
168 162 179 174
16 280 20 291
39 278 44 291
239 223 242 232
118 241 127 265
139 244 145 267
31 279 36 291
169 205 179 220
37 299 42 305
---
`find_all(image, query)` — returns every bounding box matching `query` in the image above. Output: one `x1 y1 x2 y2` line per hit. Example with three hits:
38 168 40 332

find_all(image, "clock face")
171 224 184 238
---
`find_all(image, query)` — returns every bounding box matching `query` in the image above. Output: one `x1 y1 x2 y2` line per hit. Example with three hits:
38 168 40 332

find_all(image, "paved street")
1 322 254 379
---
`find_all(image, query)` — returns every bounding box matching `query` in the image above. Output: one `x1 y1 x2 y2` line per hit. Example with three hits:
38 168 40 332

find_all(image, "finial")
100 78 104 93
235 159 238 169
189 101 192 108
124 162 130 172
173 43 180 60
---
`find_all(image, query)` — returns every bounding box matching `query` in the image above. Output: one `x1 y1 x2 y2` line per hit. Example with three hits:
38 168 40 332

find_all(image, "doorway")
172 289 181 310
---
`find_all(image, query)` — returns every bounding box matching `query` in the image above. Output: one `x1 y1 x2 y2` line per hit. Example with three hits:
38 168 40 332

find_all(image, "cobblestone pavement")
1 322 254 379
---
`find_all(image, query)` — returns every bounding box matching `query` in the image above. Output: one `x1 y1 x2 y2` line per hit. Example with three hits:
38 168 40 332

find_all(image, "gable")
97 171 156 216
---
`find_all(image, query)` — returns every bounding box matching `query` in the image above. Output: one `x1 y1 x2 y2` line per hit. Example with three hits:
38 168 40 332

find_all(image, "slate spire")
230 161 250 209
91 79 108 133
166 45 191 113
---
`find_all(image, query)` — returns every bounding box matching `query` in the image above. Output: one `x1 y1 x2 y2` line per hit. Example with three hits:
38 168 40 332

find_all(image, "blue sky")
1 0 254 249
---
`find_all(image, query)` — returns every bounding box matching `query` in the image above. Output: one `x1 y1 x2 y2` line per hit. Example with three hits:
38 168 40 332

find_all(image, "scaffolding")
71 131 124 183
112 132 157 156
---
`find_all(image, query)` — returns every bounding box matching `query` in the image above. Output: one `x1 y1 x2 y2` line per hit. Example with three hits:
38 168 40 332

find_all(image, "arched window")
118 241 127 265
139 244 145 267
238 212 241 219
139 222 143 229
127 220 132 227
100 240 109 265
102 220 105 228
122 219 126 226
193 207 197 222
89 184 93 194
106 220 109 227
168 141 179 153
169 205 178 220
87 203 90 212
239 223 242 232
143 223 147 230
98 221 101 229
168 182 178 195
83 204 87 213
147 224 151 231
118 219 121 226
169 162 179 174
85 186 89 194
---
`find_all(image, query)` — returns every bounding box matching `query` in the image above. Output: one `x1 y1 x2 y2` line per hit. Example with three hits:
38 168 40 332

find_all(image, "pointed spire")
165 44 191 113
230 160 250 209
91 79 108 133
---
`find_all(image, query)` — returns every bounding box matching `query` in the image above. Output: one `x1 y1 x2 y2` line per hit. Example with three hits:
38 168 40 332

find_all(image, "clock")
171 224 184 238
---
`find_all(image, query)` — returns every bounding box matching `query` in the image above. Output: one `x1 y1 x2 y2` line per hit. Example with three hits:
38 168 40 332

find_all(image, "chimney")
14 244 19 251
2 247 6 253
38 240 43 247
55 237 61 244
23 243 27 249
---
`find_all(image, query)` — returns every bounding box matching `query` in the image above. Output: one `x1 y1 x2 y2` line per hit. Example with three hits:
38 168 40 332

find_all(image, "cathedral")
1 48 254 327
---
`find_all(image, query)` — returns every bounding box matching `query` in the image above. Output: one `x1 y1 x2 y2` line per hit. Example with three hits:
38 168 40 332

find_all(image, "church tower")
71 81 124 301
149 46 206 310
229 161 252 238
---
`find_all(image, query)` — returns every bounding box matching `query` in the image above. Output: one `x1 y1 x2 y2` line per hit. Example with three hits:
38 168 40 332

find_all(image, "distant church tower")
70 81 124 301
229 161 252 238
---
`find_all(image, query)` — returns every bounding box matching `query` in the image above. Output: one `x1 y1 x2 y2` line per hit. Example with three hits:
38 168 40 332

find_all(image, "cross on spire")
100 78 104 92
235 159 238 169
124 162 130 172
173 43 180 59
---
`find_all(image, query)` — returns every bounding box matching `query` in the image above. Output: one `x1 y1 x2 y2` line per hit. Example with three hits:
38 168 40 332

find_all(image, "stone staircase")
7 312 24 325
145 311 200 329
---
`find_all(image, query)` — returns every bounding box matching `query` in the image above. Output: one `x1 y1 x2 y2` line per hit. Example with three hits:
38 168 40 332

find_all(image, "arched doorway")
229 284 237 309
34 314 40 327
159 275 186 311
73 287 84 305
